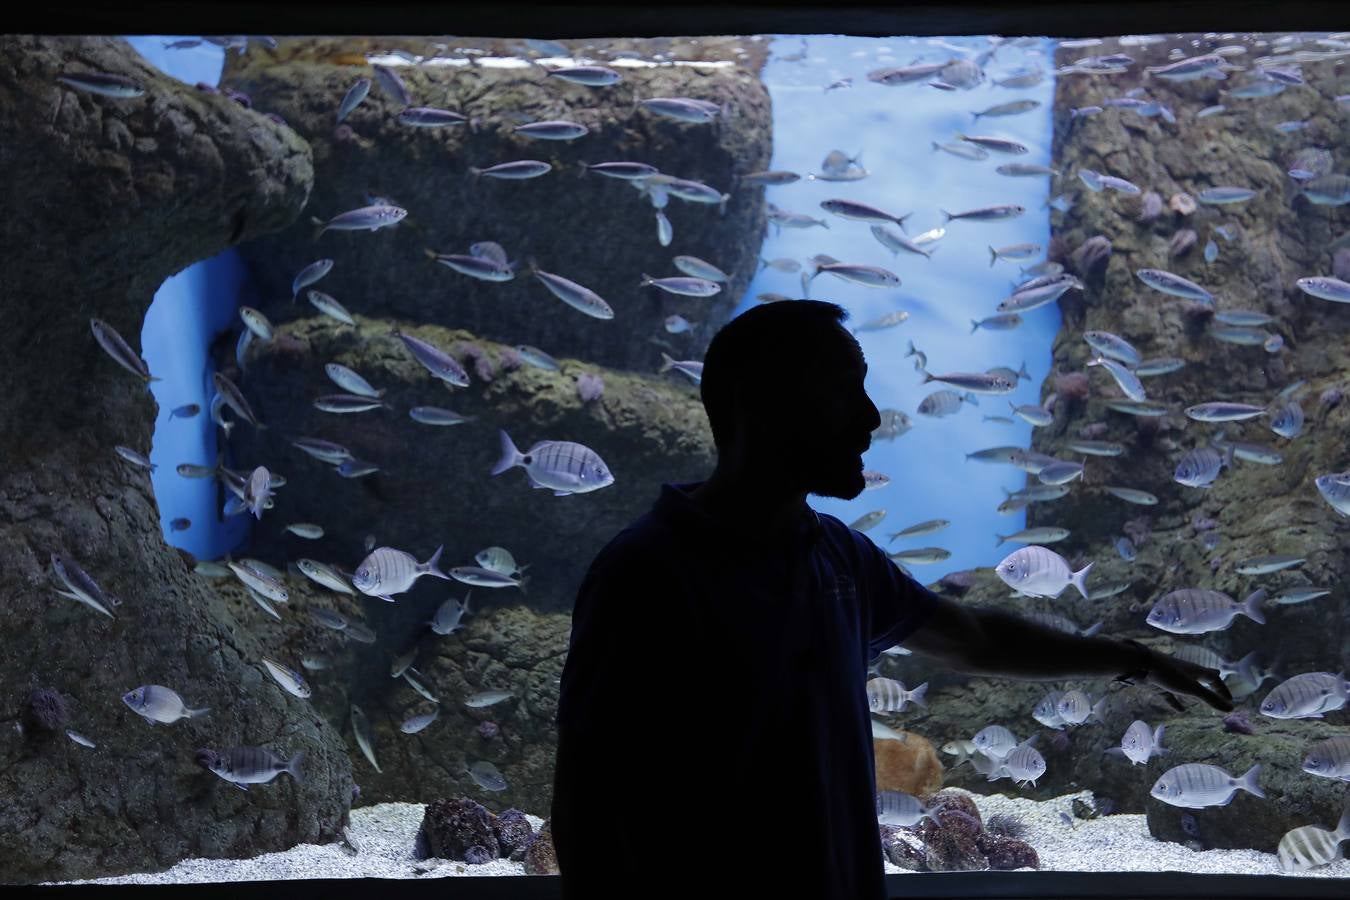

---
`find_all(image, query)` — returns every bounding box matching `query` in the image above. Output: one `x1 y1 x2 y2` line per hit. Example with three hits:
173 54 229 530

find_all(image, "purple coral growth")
498 346 523 372
576 373 604 403
24 687 68 733
1078 422 1107 439
1223 712 1255 735
1122 516 1151 548
1053 371 1090 402
1070 235 1111 277
1137 191 1163 221
476 720 500 740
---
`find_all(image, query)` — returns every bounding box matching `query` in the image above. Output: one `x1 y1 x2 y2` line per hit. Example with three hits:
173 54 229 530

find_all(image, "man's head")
700 300 882 501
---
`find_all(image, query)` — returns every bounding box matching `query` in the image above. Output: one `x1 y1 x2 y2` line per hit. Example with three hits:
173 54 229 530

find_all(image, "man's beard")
804 447 867 501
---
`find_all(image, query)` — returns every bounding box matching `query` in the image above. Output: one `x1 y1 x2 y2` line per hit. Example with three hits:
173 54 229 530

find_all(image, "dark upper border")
10 0 1350 37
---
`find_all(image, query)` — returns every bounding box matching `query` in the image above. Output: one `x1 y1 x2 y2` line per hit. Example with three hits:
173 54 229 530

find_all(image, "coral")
977 833 1040 870
498 346 523 371
419 797 501 863
1070 235 1112 277
1137 191 1164 221
1319 386 1343 410
873 731 944 796
492 808 534 858
576 372 605 403
881 826 926 870
1123 515 1151 548
458 343 497 383
1078 421 1107 439
916 791 987 872
984 811 1029 840
1167 228 1197 257
1053 371 1090 402
523 818 559 875
476 720 500 740
1169 192 1196 215
937 569 976 593
23 687 68 733
1223 711 1256 735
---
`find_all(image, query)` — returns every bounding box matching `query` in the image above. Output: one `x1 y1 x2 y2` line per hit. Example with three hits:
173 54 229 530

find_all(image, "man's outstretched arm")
898 591 1234 712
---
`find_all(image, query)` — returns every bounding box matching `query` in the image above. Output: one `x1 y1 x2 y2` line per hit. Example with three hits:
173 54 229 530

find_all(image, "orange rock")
874 731 944 796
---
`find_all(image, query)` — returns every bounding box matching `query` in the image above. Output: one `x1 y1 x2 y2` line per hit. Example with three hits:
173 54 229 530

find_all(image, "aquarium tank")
1 18 1348 895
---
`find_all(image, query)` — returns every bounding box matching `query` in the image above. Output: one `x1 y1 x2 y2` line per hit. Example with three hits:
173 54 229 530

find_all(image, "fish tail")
310 217 327 240
718 193 730 217
931 141 940 152
576 161 590 179
994 534 1006 546
640 272 655 287
186 706 210 719
1153 724 1167 755
517 574 529 596
970 319 981 334
895 212 910 234
1242 588 1267 624
1019 361 1030 380
988 246 998 267
287 750 306 783
424 544 448 580
423 247 440 262
939 208 953 223
964 392 979 407
490 429 520 476
1070 561 1094 599
1335 806 1350 843
910 682 928 708
468 166 483 180
660 351 676 372
1082 620 1103 637
1239 763 1265 798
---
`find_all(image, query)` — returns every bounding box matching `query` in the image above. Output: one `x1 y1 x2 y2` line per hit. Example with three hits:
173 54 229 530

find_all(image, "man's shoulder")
587 511 676 576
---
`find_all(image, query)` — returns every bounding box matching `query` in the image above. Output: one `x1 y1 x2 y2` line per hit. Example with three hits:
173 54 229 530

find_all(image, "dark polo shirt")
553 480 940 899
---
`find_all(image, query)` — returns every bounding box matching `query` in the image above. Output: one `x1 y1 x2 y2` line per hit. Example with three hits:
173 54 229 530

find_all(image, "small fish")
314 393 389 414
664 315 693 335
941 204 1026 222
996 546 1092 599
409 406 474 426
244 466 273 520
1197 186 1258 205
114 445 156 472
1185 402 1266 422
122 685 208 724
350 704 381 773
1087 356 1146 401
887 547 951 565
449 567 528 593
1260 673 1349 719
292 438 353 465
345 622 377 644
324 363 384 399
513 119 588 140
429 593 473 635
66 730 96 748
1114 536 1137 561
973 99 1041 119
739 170 801 186
467 760 508 791
1103 486 1157 505
91 319 157 386
988 738 1046 787
1146 588 1265 634
971 314 1024 334
469 160 552 180
401 709 440 734
352 545 449 602
261 657 311 699
1315 473 1350 516
1108 721 1168 765
426 249 515 282
1235 554 1304 575
954 133 1028 155
56 71 145 98
1135 268 1213 303
887 519 949 541
989 243 1042 265
169 403 201 420
371 63 411 106
403 667 440 703
393 330 471 387
311 205 407 237
336 78 371 123
641 273 721 297
582 161 660 180
310 608 349 631
490 429 614 496
515 345 560 371
931 140 990 161
398 106 468 127
533 268 615 319
1150 763 1264 809
1302 735 1350 781
51 553 118 617
1196 104 1227 118
1057 690 1108 726
876 790 940 826
1296 277 1350 304
465 690 513 708
212 372 265 429
995 526 1070 547
547 65 621 86
284 523 324 540
637 97 720 123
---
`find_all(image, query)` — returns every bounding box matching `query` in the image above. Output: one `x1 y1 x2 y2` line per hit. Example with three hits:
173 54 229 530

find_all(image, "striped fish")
490 429 614 496
866 678 928 713
1150 763 1264 808
995 545 1093 599
204 746 304 790
1145 588 1265 634
1302 735 1350 781
352 546 449 602
988 738 1046 786
1277 809 1350 872
876 790 939 826
1259 673 1349 719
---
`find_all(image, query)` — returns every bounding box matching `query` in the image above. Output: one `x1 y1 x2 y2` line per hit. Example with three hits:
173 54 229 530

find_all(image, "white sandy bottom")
49 789 1349 884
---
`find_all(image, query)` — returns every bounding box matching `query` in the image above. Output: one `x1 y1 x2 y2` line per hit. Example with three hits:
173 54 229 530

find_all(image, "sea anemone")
1137 191 1164 221
1053 371 1090 402
476 720 500 740
23 687 68 733
1070 235 1112 277
1167 228 1197 258
984 811 1028 840
1169 192 1197 215
576 373 604 403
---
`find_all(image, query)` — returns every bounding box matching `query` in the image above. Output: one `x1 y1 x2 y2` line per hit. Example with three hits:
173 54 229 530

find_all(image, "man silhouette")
552 300 1232 900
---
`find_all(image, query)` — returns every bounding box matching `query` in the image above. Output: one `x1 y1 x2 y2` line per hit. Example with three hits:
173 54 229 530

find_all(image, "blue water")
746 34 1060 576
125 36 248 561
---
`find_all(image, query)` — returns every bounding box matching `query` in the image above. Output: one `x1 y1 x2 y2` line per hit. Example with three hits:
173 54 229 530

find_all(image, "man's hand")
1143 650 1234 713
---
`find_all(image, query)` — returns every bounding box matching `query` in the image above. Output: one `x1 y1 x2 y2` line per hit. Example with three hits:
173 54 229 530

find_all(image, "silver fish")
1087 356 1146 401
819 198 910 229
350 704 382 772
122 685 208 724
311 205 407 236
212 372 264 429
932 140 990 161
922 371 1014 395
1198 186 1258 205
51 553 118 617
469 160 552 180
1150 763 1264 809
971 314 1024 333
465 690 513 708
917 390 977 417
1110 721 1168 765
887 519 949 541
57 71 145 98
429 593 473 635
314 393 389 414
448 567 528 592
1296 276 1350 303
640 274 721 297
988 738 1046 787
114 446 156 472
292 438 353 465
887 547 951 565
513 119 588 140
229 561 288 604
1260 673 1349 719
637 97 718 123
582 161 660 180
1135 268 1214 303
1315 473 1350 516
338 459 379 478
1146 588 1265 634
996 546 1092 598
1235 554 1304 575
345 622 377 644
955 134 1028 155
401 709 440 734
427 250 515 282
1185 402 1265 422
995 526 1070 546
371 64 411 106
205 746 304 790
398 107 468 127
1103 486 1157 505
533 269 615 319
301 655 332 671
403 668 440 703
91 318 156 385
285 523 324 539
1302 735 1350 781
262 657 311 699
393 330 471 387
325 363 384 398
66 730 96 748
1084 333 1141 368
310 608 349 631
353 545 449 602
673 255 729 282
245 466 272 519
467 760 508 791
1277 810 1350 873
409 406 475 426
876 791 939 826
973 99 1040 119
336 78 371 123
490 429 613 496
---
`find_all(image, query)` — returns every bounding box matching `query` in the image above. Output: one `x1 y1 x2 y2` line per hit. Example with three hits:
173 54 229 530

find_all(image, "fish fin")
1070 562 1094 599
1242 589 1267 624
186 706 210 718
424 544 448 580
490 429 519 476
1240 763 1265 798
1082 620 1103 637
988 246 998 267
939 208 953 223
970 320 980 334
1103 747 1126 758
233 781 249 792
909 682 928 708
378 594 395 604
287 750 306 783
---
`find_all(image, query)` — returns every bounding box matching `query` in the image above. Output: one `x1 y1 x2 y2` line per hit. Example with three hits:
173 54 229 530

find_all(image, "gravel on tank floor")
48 790 1350 884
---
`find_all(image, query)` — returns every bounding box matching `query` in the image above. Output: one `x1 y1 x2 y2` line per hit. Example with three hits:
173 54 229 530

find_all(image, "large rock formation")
0 35 356 883
201 36 772 811
222 36 771 372
880 35 1348 852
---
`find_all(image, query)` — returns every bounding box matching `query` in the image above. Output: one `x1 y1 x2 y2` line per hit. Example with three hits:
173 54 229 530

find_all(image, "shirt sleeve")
856 531 942 658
